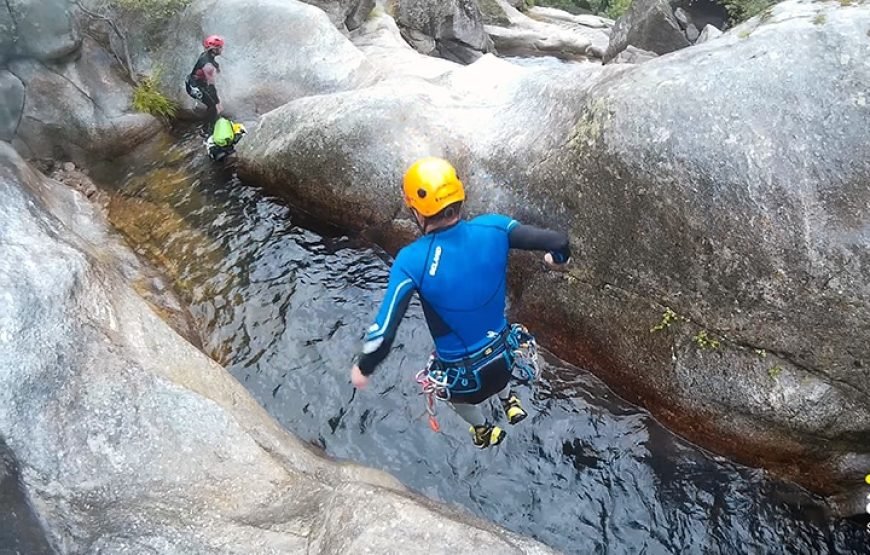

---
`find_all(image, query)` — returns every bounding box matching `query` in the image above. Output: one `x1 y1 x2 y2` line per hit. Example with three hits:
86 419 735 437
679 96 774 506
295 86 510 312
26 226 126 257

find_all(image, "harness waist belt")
438 326 511 369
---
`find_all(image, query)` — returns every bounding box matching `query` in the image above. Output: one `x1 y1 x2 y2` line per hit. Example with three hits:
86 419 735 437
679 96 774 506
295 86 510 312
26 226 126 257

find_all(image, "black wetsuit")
188 51 220 122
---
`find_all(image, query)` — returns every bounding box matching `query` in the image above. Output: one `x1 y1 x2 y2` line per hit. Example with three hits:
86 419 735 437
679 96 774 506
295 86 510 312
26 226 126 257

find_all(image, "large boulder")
610 44 658 63
604 0 689 62
0 0 80 63
696 23 724 44
238 0 870 514
350 8 458 79
388 0 495 63
152 0 374 120
301 0 377 30
8 38 160 164
604 0 727 61
0 3 14 64
0 141 555 553
0 71 25 142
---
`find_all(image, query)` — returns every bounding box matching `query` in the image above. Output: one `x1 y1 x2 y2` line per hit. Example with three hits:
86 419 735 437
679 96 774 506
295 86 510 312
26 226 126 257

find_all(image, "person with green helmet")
206 117 246 162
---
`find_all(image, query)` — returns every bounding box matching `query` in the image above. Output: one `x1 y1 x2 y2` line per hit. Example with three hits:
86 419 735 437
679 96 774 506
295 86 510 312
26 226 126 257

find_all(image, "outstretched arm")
508 223 572 264
355 262 416 378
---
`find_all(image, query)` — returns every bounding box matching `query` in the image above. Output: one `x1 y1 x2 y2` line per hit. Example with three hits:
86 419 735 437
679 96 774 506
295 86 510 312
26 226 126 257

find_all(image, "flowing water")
89 128 866 554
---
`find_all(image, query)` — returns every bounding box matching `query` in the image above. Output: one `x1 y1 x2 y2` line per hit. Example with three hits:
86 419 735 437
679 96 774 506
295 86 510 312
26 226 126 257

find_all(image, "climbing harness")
415 323 541 432
505 323 541 383
184 74 204 101
415 354 448 432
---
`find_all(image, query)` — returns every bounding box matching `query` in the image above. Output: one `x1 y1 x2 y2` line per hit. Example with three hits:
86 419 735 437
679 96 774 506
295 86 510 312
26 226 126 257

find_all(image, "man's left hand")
351 364 369 389
544 252 570 272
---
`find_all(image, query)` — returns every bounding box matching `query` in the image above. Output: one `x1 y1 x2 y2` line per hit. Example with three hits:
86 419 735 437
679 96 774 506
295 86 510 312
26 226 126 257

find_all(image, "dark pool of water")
92 129 867 554
0 438 54 555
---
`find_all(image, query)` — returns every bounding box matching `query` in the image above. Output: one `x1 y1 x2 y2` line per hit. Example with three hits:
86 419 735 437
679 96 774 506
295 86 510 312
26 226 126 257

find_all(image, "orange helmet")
402 157 465 217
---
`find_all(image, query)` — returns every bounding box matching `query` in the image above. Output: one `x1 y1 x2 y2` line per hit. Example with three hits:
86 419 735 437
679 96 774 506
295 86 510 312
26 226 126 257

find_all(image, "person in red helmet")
185 35 224 129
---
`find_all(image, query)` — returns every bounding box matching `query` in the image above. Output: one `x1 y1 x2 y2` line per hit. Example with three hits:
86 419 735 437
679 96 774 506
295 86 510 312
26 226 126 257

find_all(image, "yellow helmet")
402 157 466 217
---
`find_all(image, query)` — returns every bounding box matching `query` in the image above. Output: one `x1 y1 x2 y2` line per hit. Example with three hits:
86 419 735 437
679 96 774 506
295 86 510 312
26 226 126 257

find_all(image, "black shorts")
186 76 219 108
447 354 511 405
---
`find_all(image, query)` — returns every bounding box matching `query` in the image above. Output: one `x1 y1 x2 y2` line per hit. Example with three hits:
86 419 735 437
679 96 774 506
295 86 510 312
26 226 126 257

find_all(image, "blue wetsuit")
357 214 571 396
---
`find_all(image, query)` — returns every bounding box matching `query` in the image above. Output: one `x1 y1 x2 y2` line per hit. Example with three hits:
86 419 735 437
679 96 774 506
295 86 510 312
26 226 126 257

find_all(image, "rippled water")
92 128 866 554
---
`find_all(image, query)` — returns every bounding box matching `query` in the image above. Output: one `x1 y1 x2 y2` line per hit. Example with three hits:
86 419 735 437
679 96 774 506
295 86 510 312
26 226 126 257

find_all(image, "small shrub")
720 0 777 24
768 365 782 379
132 72 177 119
812 12 827 24
606 0 632 19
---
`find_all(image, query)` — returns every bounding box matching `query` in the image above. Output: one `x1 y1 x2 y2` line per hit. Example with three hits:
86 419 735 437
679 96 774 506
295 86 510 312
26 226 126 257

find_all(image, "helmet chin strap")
410 208 429 235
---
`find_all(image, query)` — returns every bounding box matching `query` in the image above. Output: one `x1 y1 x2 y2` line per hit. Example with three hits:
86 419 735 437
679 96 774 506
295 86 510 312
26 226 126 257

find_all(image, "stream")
87 127 866 554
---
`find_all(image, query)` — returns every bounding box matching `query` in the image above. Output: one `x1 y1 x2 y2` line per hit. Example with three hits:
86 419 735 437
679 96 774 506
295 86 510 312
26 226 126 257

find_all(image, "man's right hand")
351 364 369 389
544 252 570 272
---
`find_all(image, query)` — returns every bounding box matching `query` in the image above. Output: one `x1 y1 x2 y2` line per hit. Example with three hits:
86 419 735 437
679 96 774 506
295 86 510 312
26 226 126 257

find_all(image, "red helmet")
203 35 224 50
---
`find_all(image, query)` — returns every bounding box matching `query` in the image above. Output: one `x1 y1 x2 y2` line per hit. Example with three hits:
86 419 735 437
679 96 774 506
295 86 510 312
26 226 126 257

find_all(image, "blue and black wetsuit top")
357 214 570 376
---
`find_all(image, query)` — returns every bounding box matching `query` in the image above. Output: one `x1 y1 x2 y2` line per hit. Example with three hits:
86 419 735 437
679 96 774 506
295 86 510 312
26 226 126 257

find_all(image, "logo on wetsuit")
429 246 442 277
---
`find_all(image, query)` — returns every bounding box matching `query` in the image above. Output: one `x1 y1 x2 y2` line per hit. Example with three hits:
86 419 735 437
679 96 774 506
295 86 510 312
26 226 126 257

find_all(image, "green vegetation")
527 0 796 24
113 0 191 21
650 307 679 333
109 0 191 40
132 71 177 119
768 365 782 379
812 12 827 24
692 330 720 350
719 0 776 24
605 0 632 18
528 0 794 24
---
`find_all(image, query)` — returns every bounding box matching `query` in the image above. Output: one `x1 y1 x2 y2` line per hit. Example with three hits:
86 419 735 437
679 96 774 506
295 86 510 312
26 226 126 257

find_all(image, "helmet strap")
409 208 429 235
